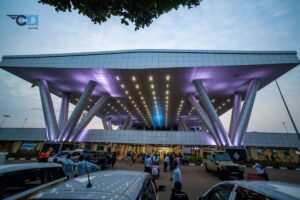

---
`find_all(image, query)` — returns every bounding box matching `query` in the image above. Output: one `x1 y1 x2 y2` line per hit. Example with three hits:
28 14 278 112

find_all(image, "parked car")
30 170 166 200
0 163 67 200
198 180 300 200
204 152 244 180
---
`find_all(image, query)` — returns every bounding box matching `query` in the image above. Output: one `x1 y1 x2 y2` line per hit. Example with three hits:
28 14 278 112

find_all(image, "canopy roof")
1 49 299 129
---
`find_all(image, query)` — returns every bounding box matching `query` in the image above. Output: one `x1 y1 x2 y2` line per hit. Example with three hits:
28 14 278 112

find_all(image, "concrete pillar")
233 79 260 146
193 80 231 146
58 93 69 131
58 81 97 141
38 80 60 141
187 95 221 146
70 94 110 141
229 93 241 142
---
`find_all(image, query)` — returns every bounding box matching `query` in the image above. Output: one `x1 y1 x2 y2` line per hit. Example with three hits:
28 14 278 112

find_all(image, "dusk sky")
0 0 299 133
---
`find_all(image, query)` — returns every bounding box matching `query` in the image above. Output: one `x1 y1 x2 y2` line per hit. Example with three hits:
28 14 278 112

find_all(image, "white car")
31 170 166 200
0 163 67 200
198 180 300 200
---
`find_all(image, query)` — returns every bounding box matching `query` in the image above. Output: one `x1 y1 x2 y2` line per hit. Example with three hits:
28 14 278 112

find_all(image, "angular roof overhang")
0 49 299 129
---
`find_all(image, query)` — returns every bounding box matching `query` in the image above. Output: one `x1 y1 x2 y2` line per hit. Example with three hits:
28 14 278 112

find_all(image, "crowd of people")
142 152 189 200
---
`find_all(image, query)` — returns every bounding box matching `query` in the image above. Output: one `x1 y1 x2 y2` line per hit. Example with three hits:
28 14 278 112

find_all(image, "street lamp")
282 121 288 133
0 115 11 127
22 118 28 128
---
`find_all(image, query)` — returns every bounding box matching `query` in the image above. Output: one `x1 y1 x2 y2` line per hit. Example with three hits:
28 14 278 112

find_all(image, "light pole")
282 122 288 133
0 115 11 127
22 118 28 128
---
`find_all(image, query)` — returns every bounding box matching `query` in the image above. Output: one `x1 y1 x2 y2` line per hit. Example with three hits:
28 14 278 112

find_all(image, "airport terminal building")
0 49 300 162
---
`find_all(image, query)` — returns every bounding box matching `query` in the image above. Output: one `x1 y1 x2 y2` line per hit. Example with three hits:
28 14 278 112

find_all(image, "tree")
38 0 202 30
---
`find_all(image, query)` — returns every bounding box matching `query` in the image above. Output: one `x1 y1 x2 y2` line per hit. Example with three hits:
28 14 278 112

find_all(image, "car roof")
0 163 62 174
31 170 149 200
225 181 300 200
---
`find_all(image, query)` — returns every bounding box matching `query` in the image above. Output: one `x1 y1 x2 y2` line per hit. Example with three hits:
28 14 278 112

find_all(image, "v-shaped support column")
102 118 110 130
233 79 259 146
192 80 231 146
58 93 69 131
188 95 221 146
70 94 110 141
38 80 59 141
122 115 132 130
58 81 97 141
179 117 188 131
229 93 241 142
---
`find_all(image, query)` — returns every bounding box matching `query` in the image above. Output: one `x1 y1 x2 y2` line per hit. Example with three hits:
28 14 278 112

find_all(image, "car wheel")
217 169 225 180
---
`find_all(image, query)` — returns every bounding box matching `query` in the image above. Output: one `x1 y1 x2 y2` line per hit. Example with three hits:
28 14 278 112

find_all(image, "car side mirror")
157 185 166 192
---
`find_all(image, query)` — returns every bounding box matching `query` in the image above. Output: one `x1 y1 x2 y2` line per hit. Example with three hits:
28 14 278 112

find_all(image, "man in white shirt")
172 161 182 188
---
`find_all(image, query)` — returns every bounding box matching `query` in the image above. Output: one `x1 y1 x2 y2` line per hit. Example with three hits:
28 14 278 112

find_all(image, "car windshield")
215 154 232 161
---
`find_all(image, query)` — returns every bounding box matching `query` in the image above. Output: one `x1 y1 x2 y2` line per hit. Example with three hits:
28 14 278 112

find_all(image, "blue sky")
0 0 299 133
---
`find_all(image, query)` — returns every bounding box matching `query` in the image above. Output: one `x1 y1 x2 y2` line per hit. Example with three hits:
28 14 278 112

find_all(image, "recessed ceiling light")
132 76 136 81
149 76 153 81
115 76 120 81
125 90 129 94
227 99 231 102
135 84 139 89
166 75 170 81
151 84 154 89
121 84 125 89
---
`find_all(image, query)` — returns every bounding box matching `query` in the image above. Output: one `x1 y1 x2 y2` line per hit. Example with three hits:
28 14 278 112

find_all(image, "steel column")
126 119 133 130
71 94 110 141
58 93 69 131
102 118 109 130
187 95 221 146
38 80 59 141
233 79 260 146
58 81 97 141
122 115 131 130
229 93 241 142
192 80 231 146
179 117 188 131
107 119 112 130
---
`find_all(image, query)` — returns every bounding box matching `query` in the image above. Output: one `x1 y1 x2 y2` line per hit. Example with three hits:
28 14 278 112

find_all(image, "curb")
6 157 38 161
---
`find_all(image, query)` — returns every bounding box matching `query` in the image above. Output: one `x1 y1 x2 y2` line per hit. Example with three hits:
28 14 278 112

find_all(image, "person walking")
172 161 182 188
63 154 74 178
255 161 269 180
164 155 170 172
170 181 189 200
144 155 152 174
